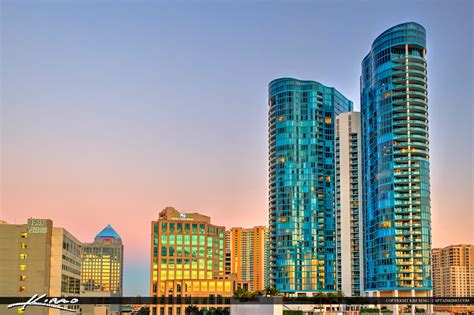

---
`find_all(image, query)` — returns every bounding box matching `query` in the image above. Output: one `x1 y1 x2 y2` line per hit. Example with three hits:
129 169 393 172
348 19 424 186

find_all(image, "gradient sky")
1 0 472 296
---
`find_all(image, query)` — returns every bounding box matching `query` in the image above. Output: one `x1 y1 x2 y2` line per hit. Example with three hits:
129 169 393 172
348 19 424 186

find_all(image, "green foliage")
360 307 381 313
264 285 281 296
137 306 150 315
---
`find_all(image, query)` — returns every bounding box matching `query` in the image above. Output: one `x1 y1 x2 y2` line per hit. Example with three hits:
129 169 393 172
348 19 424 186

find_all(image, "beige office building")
432 244 474 297
0 219 82 315
226 226 269 291
335 112 364 297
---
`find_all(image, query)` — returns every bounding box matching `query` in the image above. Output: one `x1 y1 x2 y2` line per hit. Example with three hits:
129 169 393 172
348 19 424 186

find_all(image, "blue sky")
2 0 472 296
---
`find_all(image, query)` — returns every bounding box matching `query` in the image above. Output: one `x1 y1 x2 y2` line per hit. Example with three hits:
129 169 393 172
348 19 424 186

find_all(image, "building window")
19 286 26 292
20 232 28 238
20 254 27 260
19 264 26 271
20 275 26 281
17 307 24 314
21 243 27 249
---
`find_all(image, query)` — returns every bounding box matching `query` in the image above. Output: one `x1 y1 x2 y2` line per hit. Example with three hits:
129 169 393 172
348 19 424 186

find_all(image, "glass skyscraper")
268 78 352 293
361 22 432 299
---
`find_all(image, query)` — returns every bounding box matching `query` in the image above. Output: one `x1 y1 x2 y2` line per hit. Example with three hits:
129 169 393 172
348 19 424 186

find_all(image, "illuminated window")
19 286 26 292
20 232 28 238
19 264 26 271
17 307 24 314
278 116 285 122
19 275 26 281
324 117 332 123
278 157 285 163
20 254 27 260
20 243 27 249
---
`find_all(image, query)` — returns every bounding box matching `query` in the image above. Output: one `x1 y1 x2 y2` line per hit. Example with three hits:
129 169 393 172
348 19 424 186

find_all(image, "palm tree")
185 304 199 315
264 285 280 297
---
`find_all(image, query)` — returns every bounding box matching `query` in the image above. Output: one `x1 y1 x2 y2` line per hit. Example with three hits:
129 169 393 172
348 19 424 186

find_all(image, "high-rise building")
268 78 353 294
361 22 432 303
432 245 474 297
81 224 124 294
227 226 268 291
0 219 82 315
335 112 363 296
150 207 233 315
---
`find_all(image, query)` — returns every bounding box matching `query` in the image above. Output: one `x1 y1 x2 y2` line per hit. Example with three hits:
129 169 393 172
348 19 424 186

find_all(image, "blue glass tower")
268 78 352 293
361 23 432 295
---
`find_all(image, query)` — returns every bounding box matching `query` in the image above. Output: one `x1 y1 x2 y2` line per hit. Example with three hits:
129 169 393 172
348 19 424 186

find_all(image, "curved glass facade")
361 22 432 291
268 78 352 293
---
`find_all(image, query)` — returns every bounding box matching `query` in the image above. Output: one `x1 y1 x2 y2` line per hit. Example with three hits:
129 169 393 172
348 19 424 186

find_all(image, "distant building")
0 219 82 315
432 245 474 297
227 226 269 291
81 224 124 315
81 224 124 294
335 112 363 296
150 207 233 315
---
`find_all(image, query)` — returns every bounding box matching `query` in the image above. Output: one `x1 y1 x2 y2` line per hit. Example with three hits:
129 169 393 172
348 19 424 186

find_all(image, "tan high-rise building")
335 112 364 297
432 244 474 297
150 207 234 315
227 226 268 291
0 219 82 315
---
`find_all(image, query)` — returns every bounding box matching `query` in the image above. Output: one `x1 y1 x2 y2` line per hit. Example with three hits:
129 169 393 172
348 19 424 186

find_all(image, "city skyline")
1 0 473 296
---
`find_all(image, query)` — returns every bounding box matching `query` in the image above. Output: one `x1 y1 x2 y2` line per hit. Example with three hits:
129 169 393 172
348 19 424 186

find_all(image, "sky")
1 0 473 296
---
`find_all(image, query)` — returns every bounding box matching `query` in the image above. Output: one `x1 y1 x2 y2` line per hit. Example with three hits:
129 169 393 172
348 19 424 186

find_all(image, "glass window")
184 224 190 233
177 223 182 233
161 247 167 257
161 235 168 245
169 223 175 233
20 232 28 238
192 224 198 234
199 224 205 234
161 222 167 233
